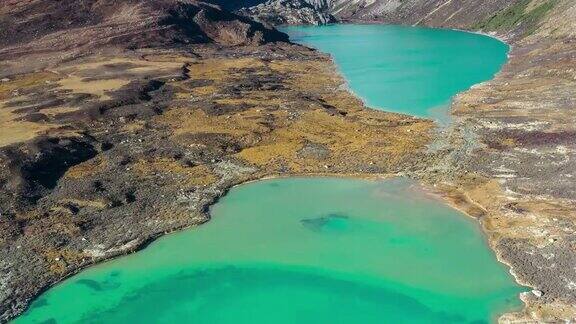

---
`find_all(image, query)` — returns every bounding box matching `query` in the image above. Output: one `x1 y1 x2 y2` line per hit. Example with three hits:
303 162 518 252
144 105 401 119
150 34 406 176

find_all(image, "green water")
280 24 509 117
15 178 523 324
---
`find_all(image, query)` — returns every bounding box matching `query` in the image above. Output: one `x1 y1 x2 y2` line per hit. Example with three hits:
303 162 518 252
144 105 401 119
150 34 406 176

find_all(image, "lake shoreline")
15 176 524 323
281 24 509 120
0 41 435 322
3 4 576 319
1 25 524 322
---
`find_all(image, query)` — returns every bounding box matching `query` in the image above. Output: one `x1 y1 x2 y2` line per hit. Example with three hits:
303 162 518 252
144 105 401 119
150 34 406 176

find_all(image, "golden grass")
55 56 188 100
59 199 107 209
65 155 108 179
120 120 147 133
42 247 86 275
187 58 266 82
57 76 131 100
159 55 433 175
233 108 431 172
133 158 217 186
186 85 217 97
0 103 54 147
0 72 59 100
41 106 81 116
237 141 303 168
214 97 285 106
439 172 576 247
166 108 270 138
59 57 184 74
142 53 198 63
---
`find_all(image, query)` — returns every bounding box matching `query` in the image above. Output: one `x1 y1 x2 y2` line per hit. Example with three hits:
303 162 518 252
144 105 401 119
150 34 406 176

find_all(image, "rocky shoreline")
416 2 576 320
243 0 576 321
1 0 576 322
0 3 433 318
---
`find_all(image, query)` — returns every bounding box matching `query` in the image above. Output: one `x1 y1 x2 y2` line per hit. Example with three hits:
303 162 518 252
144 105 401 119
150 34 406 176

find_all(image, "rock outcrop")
239 0 336 26
240 0 563 36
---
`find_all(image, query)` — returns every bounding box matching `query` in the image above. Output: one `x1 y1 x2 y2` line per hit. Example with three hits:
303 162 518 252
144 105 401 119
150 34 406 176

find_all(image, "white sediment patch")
494 174 517 179
556 145 569 154
479 120 549 131
83 239 140 258
83 248 106 258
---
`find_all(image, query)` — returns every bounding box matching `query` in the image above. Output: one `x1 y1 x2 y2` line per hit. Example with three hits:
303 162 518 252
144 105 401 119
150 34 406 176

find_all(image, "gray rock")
532 289 543 297
239 0 336 26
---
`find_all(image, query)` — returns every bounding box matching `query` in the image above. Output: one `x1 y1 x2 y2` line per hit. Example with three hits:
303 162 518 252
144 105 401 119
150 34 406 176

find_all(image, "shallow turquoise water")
280 24 509 117
15 178 523 324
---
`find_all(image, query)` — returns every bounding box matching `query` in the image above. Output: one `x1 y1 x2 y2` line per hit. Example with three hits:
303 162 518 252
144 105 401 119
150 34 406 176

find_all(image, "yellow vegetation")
0 71 59 100
55 56 187 100
0 102 55 147
65 155 108 179
159 55 432 176
133 158 217 186
57 76 130 100
42 247 86 275
189 58 265 81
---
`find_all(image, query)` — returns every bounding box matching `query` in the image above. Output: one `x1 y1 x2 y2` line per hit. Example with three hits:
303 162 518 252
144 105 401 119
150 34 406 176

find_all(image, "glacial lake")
14 26 520 324
280 24 509 117
15 178 522 323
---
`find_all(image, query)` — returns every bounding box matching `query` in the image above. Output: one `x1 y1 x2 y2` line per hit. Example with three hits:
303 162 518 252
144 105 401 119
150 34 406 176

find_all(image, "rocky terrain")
237 0 564 37
239 0 336 26
0 0 433 321
0 0 288 54
434 1 576 321
1 0 576 323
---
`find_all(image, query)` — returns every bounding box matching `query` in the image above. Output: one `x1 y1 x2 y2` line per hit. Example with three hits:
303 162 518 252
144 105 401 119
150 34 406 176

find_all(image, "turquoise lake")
13 26 521 324
15 178 522 323
280 24 509 117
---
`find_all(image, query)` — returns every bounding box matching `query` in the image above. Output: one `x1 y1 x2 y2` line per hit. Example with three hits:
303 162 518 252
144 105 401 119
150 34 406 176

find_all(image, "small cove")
280 24 509 117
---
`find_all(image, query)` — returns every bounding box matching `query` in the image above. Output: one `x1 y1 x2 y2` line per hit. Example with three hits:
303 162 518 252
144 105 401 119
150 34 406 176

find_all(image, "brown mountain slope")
0 0 288 59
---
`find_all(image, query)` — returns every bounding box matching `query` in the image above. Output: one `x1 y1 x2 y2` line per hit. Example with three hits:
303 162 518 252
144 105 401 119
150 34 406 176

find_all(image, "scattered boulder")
531 289 543 297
